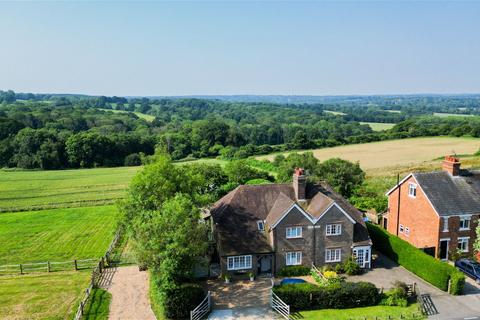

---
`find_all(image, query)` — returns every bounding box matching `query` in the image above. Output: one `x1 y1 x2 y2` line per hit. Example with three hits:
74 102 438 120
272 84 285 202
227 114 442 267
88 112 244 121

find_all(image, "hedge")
278 265 311 277
163 283 205 319
367 223 465 294
273 282 379 311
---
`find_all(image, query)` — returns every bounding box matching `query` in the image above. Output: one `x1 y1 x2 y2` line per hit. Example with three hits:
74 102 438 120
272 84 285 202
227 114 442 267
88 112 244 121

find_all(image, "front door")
258 255 272 274
439 240 449 260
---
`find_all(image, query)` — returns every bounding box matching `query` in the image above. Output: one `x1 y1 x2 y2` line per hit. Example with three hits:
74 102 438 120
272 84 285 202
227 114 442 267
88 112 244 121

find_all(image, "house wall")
313 205 355 266
440 214 480 256
273 206 314 274
387 175 440 254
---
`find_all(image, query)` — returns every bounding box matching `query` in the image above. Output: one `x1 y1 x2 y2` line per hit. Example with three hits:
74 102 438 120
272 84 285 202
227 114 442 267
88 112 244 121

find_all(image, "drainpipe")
396 174 401 236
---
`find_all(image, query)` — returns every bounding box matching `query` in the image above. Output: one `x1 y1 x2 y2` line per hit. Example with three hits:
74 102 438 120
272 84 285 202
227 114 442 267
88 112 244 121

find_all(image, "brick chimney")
442 155 461 176
293 168 306 201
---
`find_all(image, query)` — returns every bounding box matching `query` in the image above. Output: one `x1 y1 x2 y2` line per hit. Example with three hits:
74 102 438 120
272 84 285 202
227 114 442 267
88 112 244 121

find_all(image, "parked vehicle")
455 259 480 284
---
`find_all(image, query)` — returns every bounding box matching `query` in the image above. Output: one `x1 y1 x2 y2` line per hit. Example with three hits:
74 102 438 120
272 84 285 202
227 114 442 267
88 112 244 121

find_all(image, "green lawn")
0 166 140 212
0 206 117 265
299 303 424 320
359 122 396 131
324 110 347 116
0 271 91 320
82 288 112 320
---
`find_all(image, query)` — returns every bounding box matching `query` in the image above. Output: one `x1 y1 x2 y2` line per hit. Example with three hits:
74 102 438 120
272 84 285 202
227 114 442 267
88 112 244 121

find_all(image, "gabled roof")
387 169 480 217
210 181 370 255
414 171 480 216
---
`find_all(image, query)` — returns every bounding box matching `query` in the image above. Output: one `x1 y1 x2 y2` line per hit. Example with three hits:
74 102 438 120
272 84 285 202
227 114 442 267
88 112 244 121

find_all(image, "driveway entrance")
348 253 480 320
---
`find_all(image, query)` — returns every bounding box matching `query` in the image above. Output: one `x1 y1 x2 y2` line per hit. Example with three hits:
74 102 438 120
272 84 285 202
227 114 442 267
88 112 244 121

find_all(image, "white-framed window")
227 255 252 270
325 248 342 263
458 237 470 252
459 216 471 230
442 217 449 232
257 220 265 231
286 226 302 239
286 252 302 265
405 227 410 236
408 183 417 198
326 224 342 236
399 224 404 233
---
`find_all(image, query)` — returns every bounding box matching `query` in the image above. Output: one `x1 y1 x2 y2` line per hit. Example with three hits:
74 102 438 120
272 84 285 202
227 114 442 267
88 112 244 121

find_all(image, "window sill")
286 236 303 239
459 228 470 231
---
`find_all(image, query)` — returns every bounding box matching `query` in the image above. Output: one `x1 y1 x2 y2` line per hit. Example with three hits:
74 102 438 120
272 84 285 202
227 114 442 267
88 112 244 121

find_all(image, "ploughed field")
0 166 140 212
257 136 480 171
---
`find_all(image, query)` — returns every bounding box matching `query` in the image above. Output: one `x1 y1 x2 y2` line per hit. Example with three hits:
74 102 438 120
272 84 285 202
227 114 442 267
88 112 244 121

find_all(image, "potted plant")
224 274 231 284
248 272 255 281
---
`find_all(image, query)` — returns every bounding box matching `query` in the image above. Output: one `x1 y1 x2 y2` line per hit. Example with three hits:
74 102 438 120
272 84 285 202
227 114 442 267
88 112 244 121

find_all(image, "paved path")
348 254 480 320
103 266 156 320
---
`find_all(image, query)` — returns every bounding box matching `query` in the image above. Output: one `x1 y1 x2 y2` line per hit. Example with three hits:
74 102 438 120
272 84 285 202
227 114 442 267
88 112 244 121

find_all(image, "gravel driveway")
105 266 156 320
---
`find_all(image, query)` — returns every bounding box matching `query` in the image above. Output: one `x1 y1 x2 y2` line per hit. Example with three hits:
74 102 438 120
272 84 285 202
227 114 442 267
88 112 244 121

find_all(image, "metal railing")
270 290 290 320
190 291 212 320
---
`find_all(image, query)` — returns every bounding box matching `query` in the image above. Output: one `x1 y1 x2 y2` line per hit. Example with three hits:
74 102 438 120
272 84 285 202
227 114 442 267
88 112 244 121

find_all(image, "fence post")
19 264 23 275
47 261 51 272
74 259 78 271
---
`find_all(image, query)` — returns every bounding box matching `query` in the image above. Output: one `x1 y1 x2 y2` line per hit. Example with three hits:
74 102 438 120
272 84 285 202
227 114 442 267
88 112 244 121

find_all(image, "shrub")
124 153 142 166
278 265 311 277
343 256 361 275
163 283 205 319
273 281 379 311
450 270 466 295
380 281 408 307
367 223 464 293
334 263 345 274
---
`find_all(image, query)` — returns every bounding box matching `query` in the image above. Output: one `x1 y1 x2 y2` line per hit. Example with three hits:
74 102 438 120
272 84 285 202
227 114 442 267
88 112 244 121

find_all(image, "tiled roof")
414 170 480 216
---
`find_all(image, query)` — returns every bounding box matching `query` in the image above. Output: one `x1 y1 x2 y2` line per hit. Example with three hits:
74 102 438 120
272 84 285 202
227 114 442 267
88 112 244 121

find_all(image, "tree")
275 152 319 182
130 194 207 283
316 158 365 197
224 160 271 185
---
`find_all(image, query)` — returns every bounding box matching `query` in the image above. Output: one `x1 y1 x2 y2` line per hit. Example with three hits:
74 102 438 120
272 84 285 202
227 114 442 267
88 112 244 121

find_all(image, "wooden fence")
73 229 123 320
0 258 99 275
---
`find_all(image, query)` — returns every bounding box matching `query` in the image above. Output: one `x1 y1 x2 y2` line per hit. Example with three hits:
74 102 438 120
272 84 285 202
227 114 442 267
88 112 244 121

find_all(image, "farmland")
359 122 396 131
0 271 91 320
0 206 117 265
258 136 480 171
0 166 140 212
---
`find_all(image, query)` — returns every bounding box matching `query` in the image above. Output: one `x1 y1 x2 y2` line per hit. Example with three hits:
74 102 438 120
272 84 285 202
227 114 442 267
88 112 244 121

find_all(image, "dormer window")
408 183 417 198
257 220 265 231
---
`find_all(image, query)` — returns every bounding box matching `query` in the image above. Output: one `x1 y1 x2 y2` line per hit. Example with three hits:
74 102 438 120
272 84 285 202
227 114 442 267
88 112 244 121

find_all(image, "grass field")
433 112 475 117
324 110 347 116
360 122 396 131
99 108 156 122
299 303 424 320
258 136 480 171
82 288 111 320
0 271 91 320
0 166 140 212
0 206 117 264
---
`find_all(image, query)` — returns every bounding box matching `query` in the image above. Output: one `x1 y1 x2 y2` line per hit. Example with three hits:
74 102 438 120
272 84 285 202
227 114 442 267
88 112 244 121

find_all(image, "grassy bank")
82 288 112 320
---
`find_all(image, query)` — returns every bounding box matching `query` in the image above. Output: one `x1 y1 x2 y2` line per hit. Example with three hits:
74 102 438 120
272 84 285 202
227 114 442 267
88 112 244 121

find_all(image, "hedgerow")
367 223 464 294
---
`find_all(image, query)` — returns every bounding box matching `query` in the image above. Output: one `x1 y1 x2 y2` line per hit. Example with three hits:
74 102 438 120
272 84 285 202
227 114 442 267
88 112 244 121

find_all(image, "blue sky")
1 1 479 96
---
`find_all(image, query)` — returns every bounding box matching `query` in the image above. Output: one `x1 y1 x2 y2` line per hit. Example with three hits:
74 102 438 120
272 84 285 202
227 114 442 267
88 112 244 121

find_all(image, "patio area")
205 277 272 309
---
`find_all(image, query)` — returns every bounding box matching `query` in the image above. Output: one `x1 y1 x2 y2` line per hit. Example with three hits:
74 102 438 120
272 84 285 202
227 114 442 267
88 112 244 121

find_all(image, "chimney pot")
293 167 306 201
442 155 461 176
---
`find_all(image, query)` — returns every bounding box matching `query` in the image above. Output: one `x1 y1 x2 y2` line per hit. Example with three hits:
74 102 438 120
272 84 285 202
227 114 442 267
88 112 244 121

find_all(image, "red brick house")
384 155 480 260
